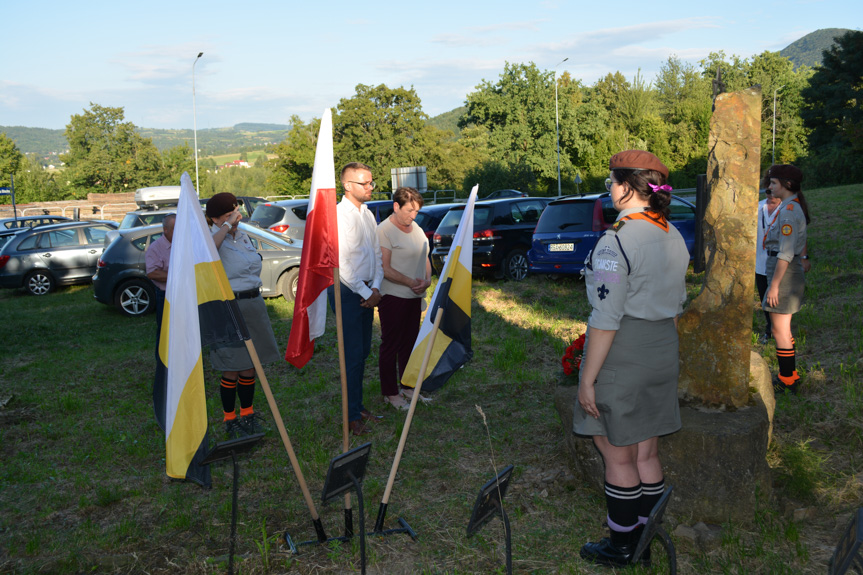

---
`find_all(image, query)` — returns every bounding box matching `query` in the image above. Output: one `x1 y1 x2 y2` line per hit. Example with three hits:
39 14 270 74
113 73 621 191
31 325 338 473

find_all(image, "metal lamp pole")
193 52 204 194
554 57 568 197
772 85 784 166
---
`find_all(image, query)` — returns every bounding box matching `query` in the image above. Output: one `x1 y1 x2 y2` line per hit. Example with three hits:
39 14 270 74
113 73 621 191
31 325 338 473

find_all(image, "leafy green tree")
333 84 432 193
801 30 863 184
11 156 63 203
159 143 199 187
61 103 162 197
268 115 320 196
0 132 24 191
748 51 812 169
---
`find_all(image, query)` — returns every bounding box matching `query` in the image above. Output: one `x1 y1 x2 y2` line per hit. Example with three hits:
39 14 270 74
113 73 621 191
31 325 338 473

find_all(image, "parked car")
527 193 697 276
119 206 178 230
0 220 119 295
0 229 26 250
92 222 302 316
415 203 460 272
478 189 528 201
0 215 71 229
431 197 551 280
365 199 396 223
249 199 309 240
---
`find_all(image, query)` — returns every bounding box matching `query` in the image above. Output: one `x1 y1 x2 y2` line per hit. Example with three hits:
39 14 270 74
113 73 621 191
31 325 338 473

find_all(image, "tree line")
1 31 860 205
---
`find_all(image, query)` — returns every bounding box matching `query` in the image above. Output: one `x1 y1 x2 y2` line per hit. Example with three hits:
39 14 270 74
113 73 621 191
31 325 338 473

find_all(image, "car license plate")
549 243 574 252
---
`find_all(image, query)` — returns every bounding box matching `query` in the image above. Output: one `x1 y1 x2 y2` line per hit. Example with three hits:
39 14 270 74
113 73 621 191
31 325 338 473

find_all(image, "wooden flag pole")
331 268 353 536
244 338 327 542
373 307 444 532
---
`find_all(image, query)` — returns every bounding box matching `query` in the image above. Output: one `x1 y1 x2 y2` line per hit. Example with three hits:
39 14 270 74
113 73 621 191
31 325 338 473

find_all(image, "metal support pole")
193 52 203 194
554 58 568 197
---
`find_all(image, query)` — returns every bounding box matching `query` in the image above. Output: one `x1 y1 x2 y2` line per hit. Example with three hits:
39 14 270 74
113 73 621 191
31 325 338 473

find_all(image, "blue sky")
2 0 859 130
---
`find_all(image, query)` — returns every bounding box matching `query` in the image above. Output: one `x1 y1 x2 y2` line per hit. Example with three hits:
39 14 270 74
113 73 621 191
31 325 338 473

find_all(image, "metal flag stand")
631 485 677 573
201 433 265 575
369 309 445 540
829 507 862 575
466 464 515 575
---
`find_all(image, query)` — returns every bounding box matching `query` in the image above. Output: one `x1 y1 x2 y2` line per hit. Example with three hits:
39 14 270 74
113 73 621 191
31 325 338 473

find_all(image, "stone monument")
555 86 775 525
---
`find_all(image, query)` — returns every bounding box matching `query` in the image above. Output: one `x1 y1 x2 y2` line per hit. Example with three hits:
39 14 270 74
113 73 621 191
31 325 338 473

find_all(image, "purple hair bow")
648 183 673 193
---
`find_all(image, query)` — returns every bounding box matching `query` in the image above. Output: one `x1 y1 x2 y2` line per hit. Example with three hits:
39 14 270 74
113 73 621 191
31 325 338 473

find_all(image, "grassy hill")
1 124 291 159
780 28 855 68
428 106 467 137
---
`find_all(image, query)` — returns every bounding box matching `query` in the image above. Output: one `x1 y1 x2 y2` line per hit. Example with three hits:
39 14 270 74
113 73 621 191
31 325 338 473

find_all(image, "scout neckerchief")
615 209 669 232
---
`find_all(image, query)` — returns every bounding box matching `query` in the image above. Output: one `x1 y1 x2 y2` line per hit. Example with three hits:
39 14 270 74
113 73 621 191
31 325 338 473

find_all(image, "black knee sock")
237 375 255 411
605 482 641 532
776 347 796 378
639 479 665 523
220 377 238 418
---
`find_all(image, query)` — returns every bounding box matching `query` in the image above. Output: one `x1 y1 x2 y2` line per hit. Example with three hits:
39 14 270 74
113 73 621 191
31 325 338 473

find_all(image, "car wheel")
278 268 300 302
503 248 529 281
115 279 155 317
25 270 54 295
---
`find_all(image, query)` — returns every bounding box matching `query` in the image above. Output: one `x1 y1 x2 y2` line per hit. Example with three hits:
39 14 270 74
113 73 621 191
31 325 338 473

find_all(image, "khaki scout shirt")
584 207 689 331
763 194 807 263
210 224 263 292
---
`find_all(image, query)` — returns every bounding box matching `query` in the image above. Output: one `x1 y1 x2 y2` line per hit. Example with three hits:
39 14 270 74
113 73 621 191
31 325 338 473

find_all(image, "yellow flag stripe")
196 260 234 304
165 353 208 479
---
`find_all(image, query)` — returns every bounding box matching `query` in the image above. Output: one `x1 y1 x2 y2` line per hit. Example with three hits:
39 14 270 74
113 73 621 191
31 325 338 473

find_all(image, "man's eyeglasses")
348 180 377 190
604 178 615 192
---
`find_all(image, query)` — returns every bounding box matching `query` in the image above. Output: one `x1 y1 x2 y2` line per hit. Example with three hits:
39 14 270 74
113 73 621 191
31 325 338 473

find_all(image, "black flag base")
201 433 265 575
284 442 372 570
466 464 515 575
370 503 418 540
631 485 677 573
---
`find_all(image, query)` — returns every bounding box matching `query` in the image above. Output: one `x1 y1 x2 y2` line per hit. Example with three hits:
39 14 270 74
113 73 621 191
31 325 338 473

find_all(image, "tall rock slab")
678 86 762 408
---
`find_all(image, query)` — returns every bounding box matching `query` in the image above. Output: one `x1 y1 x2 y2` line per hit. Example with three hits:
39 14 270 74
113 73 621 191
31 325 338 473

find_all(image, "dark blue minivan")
528 193 696 276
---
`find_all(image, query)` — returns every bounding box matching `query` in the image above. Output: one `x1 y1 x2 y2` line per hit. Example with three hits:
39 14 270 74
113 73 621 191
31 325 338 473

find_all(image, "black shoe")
772 375 799 396
239 413 267 435
225 419 247 440
580 530 636 567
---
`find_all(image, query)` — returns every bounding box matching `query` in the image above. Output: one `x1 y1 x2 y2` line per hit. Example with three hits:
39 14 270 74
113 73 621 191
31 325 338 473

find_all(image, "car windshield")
535 202 595 233
120 212 170 229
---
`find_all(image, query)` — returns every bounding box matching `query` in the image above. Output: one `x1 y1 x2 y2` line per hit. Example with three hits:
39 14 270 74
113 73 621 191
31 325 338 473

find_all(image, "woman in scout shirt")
206 193 281 438
762 164 810 395
574 150 689 567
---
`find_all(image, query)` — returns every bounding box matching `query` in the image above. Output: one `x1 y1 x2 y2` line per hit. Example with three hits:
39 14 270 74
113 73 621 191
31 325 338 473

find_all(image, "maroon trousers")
378 294 422 396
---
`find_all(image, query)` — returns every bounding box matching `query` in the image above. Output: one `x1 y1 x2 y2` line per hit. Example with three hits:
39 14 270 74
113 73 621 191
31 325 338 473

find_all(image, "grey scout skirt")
573 315 682 447
209 296 281 372
762 255 805 314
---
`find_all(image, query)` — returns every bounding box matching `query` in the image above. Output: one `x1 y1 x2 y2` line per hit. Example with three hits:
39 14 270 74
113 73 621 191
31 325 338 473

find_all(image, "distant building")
221 159 250 169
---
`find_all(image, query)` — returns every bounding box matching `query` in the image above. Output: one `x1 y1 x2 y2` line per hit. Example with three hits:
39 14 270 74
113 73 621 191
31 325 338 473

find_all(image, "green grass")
0 184 861 573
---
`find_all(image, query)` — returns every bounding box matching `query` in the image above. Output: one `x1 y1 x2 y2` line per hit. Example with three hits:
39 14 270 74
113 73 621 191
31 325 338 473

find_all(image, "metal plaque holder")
466 464 515 575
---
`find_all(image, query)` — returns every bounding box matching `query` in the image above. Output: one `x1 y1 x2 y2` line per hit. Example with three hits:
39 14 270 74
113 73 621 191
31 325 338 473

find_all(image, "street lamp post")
554 57 568 197
772 85 784 166
193 52 204 194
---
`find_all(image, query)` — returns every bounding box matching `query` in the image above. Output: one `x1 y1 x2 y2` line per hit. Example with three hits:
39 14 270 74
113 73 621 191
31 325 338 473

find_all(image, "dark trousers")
328 283 371 422
153 288 167 431
755 273 771 337
378 295 421 396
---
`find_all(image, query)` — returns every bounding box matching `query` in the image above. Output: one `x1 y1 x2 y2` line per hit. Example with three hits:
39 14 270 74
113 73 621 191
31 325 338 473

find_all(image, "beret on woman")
609 150 669 179
205 193 238 219
766 164 803 185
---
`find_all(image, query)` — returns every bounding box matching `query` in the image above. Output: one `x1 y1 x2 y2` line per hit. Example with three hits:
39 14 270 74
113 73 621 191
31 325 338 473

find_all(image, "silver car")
249 199 309 240
0 221 119 295
92 222 302 316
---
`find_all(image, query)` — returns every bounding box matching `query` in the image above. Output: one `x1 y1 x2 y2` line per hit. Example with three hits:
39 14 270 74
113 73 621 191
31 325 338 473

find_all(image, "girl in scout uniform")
762 165 810 395
575 150 689 567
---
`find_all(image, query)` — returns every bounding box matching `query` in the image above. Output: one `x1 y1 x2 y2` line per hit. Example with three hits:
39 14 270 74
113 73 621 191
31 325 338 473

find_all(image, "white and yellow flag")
401 184 478 392
162 172 237 486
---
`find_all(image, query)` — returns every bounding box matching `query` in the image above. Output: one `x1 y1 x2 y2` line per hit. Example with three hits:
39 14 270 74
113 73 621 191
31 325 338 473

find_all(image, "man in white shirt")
329 162 384 436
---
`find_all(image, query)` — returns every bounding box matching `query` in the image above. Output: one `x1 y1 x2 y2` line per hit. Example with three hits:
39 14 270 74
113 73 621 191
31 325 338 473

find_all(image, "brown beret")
766 164 803 185
205 193 238 218
609 150 669 179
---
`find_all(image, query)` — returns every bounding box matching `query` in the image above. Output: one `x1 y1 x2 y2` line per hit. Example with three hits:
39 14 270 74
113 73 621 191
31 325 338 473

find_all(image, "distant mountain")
428 106 467 137
1 124 291 159
781 28 856 68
